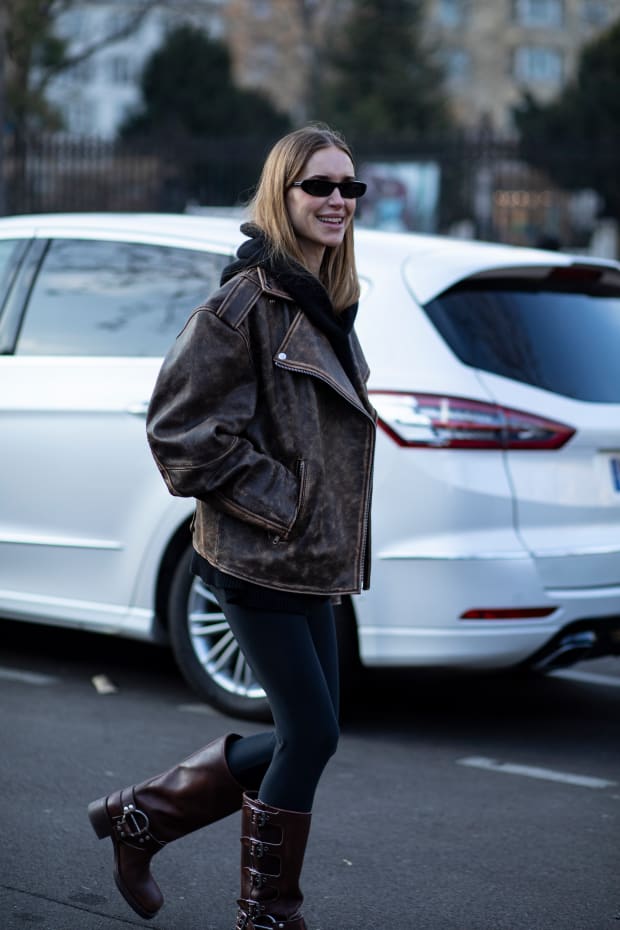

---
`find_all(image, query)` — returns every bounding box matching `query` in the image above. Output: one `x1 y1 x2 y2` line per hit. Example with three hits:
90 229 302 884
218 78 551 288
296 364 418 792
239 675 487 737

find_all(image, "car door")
0 233 229 632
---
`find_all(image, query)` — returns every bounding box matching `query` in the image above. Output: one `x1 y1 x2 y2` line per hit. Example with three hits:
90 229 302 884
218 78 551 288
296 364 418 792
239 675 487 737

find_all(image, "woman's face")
285 145 356 275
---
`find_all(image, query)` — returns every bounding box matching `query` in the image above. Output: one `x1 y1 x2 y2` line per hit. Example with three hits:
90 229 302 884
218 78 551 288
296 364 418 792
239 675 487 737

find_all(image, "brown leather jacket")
146 266 376 596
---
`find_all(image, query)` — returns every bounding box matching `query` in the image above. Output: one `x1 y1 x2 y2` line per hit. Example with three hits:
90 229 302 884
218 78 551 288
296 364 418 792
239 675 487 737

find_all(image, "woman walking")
88 124 376 929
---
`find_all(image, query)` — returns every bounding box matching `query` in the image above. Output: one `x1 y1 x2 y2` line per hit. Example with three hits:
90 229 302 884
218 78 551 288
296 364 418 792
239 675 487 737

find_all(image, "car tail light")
460 607 557 620
368 392 575 450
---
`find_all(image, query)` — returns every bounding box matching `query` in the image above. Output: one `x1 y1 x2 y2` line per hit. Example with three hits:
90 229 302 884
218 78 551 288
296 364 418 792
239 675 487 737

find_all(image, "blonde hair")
248 125 361 311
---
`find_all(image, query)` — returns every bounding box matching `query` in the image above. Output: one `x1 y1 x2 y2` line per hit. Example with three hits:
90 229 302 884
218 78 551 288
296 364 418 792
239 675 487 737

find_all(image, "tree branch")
35 0 158 92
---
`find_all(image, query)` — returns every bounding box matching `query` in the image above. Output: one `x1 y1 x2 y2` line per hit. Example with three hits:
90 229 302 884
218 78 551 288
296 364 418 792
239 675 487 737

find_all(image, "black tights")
213 590 340 813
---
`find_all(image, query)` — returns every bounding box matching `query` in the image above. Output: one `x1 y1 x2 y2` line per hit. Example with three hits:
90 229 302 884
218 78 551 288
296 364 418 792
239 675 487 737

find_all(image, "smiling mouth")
317 216 344 225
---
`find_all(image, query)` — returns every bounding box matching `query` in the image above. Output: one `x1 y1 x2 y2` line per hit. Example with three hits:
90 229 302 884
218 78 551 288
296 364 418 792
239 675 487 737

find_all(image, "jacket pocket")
270 458 308 545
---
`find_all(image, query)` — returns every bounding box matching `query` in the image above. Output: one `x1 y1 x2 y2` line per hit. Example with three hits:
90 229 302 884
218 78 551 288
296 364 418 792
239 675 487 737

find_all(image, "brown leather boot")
236 792 311 930
88 733 245 920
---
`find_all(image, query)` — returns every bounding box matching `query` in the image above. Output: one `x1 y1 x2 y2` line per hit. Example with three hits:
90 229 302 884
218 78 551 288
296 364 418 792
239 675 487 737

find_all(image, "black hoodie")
221 223 360 387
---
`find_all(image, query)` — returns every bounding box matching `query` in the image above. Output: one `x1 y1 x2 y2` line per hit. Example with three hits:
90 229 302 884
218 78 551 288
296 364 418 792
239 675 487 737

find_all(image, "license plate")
611 457 620 492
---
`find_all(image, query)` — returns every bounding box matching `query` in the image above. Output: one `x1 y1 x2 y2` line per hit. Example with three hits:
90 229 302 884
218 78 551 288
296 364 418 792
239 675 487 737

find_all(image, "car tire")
167 545 272 721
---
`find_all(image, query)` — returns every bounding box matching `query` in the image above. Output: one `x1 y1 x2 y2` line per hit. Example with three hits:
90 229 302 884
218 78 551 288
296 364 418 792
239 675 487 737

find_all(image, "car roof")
353 226 620 303
1 212 618 304
0 211 244 252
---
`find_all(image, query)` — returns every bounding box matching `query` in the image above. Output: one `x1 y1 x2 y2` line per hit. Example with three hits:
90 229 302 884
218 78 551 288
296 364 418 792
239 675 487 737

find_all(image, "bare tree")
1 0 157 212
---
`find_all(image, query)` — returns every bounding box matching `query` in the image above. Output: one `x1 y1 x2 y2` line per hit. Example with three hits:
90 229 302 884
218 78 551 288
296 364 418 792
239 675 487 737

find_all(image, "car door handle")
126 401 150 417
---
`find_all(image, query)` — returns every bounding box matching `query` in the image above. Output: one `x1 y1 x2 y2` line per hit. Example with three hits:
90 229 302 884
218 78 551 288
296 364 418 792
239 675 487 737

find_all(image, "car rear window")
16 238 230 357
424 276 620 402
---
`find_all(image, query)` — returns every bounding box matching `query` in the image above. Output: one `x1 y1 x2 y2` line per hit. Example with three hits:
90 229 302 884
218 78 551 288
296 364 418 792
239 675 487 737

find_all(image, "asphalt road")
1 618 618 930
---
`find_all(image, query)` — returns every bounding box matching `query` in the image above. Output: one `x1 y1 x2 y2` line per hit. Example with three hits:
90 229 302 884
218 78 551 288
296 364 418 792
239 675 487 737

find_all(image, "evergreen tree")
316 0 451 138
121 25 290 140
515 16 620 220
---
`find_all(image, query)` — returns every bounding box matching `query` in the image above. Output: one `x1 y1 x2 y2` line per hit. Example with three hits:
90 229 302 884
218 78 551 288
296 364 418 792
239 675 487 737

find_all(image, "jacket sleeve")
146 307 300 536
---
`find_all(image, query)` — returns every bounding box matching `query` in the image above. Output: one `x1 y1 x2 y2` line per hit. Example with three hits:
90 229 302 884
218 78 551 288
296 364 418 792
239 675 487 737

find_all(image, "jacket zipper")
274 359 375 425
358 427 375 589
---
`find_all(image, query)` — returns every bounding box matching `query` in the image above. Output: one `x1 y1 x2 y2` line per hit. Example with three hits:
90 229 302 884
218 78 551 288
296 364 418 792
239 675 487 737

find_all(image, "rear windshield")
424 277 620 403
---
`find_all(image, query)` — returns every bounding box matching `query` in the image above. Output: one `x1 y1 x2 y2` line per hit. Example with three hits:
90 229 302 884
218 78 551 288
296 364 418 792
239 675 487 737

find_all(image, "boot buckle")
237 900 272 928
250 839 268 858
116 804 150 839
251 810 271 827
250 869 268 888
237 903 281 929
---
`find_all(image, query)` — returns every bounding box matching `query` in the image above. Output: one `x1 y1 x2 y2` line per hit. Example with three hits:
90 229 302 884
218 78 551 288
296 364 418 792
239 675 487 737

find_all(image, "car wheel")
167 545 272 721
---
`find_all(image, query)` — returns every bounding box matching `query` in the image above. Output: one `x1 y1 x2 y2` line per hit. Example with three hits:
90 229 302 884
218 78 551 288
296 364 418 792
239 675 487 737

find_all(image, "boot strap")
236 899 281 929
236 900 305 930
111 799 166 853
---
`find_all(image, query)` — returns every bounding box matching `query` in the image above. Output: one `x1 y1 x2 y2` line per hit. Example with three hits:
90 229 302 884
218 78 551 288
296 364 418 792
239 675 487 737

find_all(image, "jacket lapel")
274 311 370 416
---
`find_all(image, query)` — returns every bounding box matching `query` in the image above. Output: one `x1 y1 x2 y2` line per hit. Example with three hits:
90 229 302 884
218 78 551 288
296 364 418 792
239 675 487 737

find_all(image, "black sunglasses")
291 178 367 199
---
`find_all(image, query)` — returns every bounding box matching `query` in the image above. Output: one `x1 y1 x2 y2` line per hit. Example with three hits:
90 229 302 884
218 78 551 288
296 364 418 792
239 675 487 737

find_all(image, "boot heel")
88 797 112 839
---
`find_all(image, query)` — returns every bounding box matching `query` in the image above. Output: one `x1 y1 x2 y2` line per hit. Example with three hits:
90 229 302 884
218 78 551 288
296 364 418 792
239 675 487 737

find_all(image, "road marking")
0 666 59 686
91 674 118 694
457 756 617 789
551 668 620 688
177 702 220 716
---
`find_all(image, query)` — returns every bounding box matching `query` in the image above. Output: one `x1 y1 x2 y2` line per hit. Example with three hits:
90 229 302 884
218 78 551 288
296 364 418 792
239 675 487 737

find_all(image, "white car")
1 213 619 719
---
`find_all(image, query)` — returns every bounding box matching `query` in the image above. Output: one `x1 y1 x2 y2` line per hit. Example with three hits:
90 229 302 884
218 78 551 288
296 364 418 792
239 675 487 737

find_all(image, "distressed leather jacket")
146 266 376 596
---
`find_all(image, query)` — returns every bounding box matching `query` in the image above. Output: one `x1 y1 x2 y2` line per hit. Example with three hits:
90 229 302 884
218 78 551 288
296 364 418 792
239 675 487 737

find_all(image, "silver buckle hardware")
114 804 150 840
250 870 268 888
247 902 266 919
252 810 271 828
250 839 268 858
237 901 284 929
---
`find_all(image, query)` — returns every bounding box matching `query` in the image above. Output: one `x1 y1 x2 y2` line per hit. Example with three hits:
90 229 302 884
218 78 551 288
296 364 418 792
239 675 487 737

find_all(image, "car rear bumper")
355 557 620 669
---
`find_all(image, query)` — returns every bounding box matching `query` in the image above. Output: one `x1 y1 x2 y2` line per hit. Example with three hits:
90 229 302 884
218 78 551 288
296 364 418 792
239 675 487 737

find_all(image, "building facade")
46 1 226 138
223 0 342 124
46 0 617 138
427 0 618 130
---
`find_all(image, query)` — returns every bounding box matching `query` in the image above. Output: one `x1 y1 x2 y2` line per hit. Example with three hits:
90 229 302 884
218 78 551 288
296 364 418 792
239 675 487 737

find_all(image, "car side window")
15 238 230 356
0 239 25 313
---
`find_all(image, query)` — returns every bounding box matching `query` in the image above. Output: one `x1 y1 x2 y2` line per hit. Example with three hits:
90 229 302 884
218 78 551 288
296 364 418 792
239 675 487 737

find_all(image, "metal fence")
0 132 615 256
2 134 270 215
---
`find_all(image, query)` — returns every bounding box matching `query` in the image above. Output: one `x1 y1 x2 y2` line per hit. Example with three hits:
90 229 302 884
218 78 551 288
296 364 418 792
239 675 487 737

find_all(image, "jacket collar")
255 265 295 302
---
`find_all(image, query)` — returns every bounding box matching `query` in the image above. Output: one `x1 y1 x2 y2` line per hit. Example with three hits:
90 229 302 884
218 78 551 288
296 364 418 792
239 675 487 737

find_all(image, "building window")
581 1 609 25
513 0 564 27
108 55 133 84
443 48 472 83
253 0 272 18
514 45 563 83
437 0 468 27
58 9 87 40
105 11 134 34
68 58 96 84
68 100 97 135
